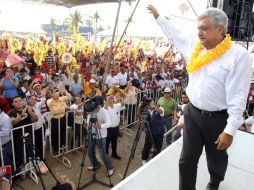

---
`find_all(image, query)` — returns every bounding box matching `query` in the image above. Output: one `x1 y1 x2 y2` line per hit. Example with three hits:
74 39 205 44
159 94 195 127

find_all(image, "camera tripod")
122 118 157 180
11 133 46 190
11 133 65 190
77 116 113 190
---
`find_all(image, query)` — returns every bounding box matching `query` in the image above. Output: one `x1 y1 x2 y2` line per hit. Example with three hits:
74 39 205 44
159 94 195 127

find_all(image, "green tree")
97 25 105 33
49 18 57 32
91 10 102 33
64 10 83 34
84 16 93 28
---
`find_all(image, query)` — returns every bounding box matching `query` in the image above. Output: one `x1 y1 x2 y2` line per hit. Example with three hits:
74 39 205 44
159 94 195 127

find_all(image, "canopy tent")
21 0 133 8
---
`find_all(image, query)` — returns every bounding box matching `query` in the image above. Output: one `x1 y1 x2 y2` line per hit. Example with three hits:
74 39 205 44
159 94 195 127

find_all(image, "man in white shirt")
117 66 128 89
105 69 119 90
105 95 123 160
86 98 114 176
175 58 185 71
0 102 13 167
148 5 252 190
26 88 47 159
70 96 85 147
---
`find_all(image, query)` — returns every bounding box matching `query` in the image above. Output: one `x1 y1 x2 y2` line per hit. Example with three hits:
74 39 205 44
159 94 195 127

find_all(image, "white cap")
164 87 172 93
90 79 96 83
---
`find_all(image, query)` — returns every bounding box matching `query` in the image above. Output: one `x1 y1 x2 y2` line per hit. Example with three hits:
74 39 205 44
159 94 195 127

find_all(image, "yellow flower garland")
187 34 232 73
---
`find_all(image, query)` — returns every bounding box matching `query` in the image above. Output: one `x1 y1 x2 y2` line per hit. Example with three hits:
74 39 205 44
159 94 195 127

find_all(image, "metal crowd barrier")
0 122 46 184
0 140 4 167
118 86 186 136
0 110 86 183
44 111 86 168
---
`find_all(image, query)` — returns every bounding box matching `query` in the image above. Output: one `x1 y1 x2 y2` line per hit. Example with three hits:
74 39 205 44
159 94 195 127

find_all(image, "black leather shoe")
206 183 219 190
112 154 122 160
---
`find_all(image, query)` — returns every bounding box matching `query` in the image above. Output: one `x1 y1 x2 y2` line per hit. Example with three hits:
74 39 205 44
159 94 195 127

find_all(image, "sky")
0 0 208 35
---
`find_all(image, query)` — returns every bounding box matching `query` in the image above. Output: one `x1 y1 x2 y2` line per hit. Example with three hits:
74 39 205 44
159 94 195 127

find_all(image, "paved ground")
14 125 169 190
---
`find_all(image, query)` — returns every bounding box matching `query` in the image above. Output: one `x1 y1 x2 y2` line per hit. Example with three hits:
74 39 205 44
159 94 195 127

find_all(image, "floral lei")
186 34 232 73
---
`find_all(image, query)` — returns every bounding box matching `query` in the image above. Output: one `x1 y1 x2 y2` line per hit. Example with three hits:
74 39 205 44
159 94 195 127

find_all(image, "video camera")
139 95 151 121
84 96 104 123
84 96 104 113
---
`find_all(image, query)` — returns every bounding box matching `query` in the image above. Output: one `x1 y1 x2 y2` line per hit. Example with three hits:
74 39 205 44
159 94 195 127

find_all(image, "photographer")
137 98 164 165
86 97 114 176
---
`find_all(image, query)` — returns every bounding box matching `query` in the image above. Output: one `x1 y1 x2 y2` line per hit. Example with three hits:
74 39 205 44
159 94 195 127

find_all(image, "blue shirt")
1 77 19 99
69 81 83 96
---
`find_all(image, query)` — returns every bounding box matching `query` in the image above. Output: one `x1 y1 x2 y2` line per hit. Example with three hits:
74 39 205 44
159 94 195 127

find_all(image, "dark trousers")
141 133 163 160
72 123 86 148
106 127 119 155
1 141 13 167
179 103 228 190
13 126 33 170
51 116 66 154
34 128 43 159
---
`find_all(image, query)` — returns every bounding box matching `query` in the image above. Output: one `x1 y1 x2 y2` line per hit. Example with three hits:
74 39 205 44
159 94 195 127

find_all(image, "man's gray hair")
198 8 228 34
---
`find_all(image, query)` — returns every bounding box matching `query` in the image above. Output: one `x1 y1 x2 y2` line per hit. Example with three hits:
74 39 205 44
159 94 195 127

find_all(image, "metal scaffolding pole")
114 0 141 54
102 0 122 90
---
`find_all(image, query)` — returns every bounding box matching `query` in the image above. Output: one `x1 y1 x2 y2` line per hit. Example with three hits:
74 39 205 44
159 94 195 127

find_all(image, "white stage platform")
112 130 254 190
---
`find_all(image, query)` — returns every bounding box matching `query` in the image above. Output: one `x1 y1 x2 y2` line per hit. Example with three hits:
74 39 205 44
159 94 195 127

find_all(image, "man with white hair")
148 5 252 190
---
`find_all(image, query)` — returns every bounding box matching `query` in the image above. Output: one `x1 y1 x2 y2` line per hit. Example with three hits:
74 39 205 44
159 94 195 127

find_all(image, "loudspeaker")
222 0 254 41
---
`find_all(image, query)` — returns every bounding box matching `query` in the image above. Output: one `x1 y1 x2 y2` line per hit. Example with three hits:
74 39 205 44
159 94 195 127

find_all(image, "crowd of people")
0 34 189 178
0 10 253 186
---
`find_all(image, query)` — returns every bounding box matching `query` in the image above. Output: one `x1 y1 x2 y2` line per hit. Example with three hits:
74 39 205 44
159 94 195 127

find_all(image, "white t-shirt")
165 79 175 90
245 117 254 133
106 103 122 128
70 104 84 125
106 75 119 87
117 72 128 86
86 108 111 138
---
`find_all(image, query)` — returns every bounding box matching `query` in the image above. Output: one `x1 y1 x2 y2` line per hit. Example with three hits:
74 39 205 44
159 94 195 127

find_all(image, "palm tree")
84 16 93 28
49 18 57 32
67 10 83 34
97 25 105 33
91 10 102 33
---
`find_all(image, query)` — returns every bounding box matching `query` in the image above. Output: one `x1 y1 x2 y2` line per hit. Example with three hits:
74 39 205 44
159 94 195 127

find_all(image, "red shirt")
0 96 10 113
32 74 43 82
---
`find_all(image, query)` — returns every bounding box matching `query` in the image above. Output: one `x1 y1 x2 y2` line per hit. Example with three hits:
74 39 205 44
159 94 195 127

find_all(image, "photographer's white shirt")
86 108 111 139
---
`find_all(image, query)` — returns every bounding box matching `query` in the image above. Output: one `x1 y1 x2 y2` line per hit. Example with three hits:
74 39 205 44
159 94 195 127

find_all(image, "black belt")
191 103 228 117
